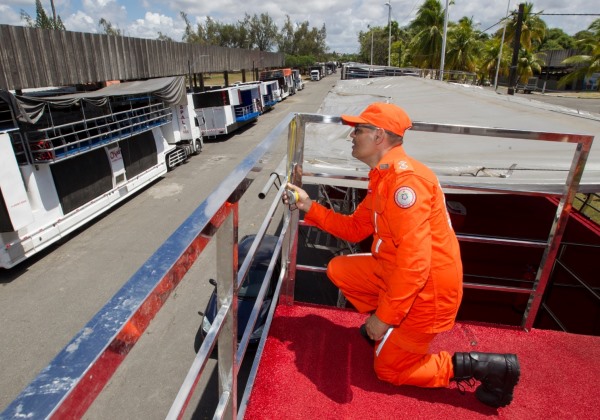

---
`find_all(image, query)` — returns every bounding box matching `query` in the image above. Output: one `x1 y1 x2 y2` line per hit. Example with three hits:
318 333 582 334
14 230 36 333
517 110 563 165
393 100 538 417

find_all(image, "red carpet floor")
245 303 600 419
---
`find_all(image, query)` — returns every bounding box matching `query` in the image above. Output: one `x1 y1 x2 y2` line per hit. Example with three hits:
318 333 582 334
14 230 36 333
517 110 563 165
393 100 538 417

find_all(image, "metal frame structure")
1 112 593 419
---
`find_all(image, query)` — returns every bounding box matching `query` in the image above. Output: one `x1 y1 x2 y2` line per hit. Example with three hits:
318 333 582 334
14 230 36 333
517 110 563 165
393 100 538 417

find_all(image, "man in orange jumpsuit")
285 103 520 408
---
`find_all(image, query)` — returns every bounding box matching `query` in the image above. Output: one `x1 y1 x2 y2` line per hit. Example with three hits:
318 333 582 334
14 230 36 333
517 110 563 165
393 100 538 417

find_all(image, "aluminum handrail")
1 112 295 420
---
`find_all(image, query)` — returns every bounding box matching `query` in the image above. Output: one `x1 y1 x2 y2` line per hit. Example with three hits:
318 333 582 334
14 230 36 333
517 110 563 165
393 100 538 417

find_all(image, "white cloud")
81 0 127 29
128 12 184 40
64 10 96 33
0 5 23 26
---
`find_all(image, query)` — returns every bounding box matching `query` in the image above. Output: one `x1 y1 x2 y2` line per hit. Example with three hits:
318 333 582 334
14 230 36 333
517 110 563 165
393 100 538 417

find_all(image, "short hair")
384 130 404 145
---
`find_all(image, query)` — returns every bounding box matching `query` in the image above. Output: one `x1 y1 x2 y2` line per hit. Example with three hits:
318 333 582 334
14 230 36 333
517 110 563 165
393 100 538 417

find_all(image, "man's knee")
374 354 411 386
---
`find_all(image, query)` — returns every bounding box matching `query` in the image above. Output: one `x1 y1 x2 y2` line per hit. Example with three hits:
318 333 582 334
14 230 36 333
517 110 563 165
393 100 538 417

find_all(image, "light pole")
385 1 392 66
440 0 449 80
368 24 374 65
494 0 511 91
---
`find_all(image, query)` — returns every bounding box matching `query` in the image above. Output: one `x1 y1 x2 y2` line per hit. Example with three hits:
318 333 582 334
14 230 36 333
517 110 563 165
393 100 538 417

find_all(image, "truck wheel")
193 139 202 155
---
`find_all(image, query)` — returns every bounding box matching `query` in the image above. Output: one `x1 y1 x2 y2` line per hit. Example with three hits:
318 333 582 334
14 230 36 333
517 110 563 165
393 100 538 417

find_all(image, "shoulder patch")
395 186 416 208
395 160 412 173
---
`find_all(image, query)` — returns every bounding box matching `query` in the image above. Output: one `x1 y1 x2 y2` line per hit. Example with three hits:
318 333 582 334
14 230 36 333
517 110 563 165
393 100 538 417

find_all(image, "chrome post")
522 138 593 330
216 205 238 418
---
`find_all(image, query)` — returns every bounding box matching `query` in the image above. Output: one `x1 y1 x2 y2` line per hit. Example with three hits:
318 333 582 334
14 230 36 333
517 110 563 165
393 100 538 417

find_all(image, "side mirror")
209 278 217 287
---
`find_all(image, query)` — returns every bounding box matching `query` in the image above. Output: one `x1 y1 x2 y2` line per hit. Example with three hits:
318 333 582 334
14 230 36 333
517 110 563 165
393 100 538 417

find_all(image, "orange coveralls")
304 145 463 387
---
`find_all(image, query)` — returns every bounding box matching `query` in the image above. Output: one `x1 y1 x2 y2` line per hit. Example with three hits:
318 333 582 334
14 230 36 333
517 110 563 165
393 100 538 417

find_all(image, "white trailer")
0 76 200 269
192 84 261 138
259 69 295 100
234 80 280 113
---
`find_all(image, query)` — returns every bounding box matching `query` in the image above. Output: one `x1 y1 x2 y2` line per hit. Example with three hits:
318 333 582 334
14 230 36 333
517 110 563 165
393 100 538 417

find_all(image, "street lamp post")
440 0 450 80
494 0 511 91
385 1 392 66
368 24 374 65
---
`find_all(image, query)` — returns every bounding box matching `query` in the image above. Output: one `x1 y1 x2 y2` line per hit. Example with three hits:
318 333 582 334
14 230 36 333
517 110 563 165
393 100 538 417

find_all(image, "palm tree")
445 17 482 74
504 2 546 52
517 49 545 83
408 0 446 70
477 37 512 85
559 19 600 91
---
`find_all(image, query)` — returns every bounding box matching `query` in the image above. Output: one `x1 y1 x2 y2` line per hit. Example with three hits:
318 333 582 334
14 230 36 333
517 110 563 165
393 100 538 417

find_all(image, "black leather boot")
452 352 520 408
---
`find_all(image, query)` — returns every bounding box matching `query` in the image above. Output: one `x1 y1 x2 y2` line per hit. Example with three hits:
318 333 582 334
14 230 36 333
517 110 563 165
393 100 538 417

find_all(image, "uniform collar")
372 145 407 174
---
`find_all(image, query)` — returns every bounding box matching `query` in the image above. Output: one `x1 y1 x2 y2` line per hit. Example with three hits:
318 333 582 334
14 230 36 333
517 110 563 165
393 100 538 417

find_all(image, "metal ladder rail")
282 113 595 332
540 241 600 333
24 99 172 162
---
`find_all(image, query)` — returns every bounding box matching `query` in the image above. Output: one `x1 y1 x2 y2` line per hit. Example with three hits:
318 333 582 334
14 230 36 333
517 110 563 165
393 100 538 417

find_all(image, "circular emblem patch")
395 186 416 208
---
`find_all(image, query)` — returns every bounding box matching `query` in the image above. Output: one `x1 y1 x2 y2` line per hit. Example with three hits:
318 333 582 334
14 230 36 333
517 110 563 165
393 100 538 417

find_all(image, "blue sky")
0 1 597 54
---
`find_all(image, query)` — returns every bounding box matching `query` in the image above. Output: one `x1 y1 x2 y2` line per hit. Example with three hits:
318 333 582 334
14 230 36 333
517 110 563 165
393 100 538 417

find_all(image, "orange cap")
341 102 412 137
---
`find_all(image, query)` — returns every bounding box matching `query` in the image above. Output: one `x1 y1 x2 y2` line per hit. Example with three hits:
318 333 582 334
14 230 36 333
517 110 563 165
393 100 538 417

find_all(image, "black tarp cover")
0 76 186 125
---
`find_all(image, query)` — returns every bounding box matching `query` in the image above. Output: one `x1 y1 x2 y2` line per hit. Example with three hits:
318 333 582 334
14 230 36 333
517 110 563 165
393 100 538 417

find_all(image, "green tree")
21 0 65 30
180 12 203 44
517 49 545 83
285 54 316 71
157 32 174 42
539 28 575 50
98 18 122 36
408 0 446 69
358 26 389 65
390 39 404 67
292 21 328 58
178 11 326 54
248 13 278 51
278 15 296 54
477 37 512 84
559 19 600 90
445 17 482 73
504 2 546 52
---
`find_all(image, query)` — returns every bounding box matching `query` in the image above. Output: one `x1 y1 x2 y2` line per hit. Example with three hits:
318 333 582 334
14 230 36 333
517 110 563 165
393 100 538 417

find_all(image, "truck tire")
193 139 202 155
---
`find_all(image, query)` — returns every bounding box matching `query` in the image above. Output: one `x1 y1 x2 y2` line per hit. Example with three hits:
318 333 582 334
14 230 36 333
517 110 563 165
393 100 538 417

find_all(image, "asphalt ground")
487 86 600 116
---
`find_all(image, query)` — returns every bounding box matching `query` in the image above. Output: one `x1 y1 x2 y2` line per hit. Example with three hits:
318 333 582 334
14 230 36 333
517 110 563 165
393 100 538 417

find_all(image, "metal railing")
1 112 593 419
285 115 595 333
12 97 172 164
540 241 600 334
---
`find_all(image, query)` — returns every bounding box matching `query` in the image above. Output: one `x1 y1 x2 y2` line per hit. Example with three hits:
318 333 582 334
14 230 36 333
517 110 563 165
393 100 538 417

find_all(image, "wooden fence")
0 25 285 90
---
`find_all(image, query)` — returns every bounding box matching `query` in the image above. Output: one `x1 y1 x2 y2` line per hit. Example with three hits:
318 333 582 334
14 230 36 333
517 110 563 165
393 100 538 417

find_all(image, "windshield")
238 267 269 298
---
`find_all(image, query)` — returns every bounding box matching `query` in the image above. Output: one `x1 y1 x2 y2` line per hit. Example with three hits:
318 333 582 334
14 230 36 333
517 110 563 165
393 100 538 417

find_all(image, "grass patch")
202 72 256 86
573 193 600 224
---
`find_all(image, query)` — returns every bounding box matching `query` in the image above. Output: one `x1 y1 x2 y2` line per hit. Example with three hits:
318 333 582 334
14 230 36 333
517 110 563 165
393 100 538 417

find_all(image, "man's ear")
374 128 385 145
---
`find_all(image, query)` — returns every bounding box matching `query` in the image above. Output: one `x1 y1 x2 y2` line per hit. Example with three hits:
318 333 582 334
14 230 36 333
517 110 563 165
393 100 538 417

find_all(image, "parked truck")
191 84 261 138
0 76 201 269
259 68 295 100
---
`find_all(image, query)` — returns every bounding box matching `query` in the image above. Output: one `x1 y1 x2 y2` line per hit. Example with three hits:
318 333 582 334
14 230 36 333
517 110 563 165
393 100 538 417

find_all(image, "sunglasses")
353 125 379 134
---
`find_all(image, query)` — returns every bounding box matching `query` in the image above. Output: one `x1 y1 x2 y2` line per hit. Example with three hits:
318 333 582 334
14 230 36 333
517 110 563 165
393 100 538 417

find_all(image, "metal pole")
440 0 450 81
385 1 392 66
371 31 374 66
368 24 373 65
494 0 511 91
507 3 525 95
